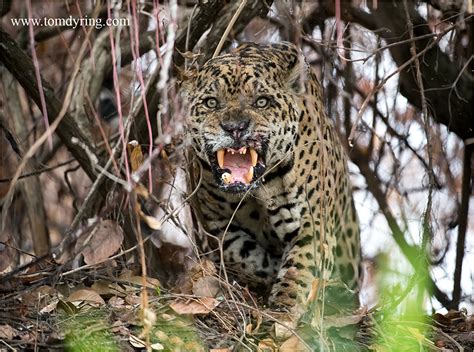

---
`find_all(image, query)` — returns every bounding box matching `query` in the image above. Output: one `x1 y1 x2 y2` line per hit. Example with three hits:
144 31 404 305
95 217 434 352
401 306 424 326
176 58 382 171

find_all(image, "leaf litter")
1 253 473 351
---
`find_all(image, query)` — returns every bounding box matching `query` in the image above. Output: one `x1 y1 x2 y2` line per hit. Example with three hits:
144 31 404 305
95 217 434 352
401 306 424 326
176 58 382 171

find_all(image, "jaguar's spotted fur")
183 42 360 315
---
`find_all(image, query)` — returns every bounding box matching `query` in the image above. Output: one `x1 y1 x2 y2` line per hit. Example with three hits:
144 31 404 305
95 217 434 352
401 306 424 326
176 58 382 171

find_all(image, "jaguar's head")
183 42 306 193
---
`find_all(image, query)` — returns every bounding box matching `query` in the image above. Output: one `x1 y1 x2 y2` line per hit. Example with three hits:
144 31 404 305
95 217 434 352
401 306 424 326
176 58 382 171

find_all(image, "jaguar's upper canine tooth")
222 172 233 184
249 148 258 167
217 149 225 168
244 166 254 184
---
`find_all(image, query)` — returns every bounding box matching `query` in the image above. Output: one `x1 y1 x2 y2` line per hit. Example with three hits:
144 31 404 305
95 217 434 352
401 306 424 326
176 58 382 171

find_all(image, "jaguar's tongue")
217 147 257 184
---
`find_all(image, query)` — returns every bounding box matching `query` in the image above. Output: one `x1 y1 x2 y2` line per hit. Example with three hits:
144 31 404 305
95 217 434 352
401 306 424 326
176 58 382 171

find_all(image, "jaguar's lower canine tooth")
244 167 254 183
217 149 225 168
222 172 233 184
249 148 258 167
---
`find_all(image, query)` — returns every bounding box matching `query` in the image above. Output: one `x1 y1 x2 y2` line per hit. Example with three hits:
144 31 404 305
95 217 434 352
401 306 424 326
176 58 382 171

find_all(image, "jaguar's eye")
204 97 219 109
255 96 269 108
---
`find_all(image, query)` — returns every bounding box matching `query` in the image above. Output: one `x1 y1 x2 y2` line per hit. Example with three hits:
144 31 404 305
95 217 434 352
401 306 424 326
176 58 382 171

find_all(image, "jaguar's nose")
220 118 250 140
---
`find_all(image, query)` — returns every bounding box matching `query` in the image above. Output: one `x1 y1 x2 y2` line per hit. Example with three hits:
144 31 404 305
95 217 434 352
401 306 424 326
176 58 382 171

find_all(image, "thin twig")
212 0 248 59
347 19 456 145
403 1 434 308
0 10 99 231
107 2 131 185
129 0 153 193
349 144 452 308
184 3 198 69
0 157 75 184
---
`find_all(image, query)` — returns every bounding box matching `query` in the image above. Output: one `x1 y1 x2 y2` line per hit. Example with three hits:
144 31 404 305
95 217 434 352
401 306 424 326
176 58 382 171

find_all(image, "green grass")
374 252 433 352
61 309 119 352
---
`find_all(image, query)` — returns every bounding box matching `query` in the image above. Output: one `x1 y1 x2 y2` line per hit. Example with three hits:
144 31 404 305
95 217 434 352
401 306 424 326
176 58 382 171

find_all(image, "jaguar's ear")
286 56 308 95
268 42 308 94
283 45 308 95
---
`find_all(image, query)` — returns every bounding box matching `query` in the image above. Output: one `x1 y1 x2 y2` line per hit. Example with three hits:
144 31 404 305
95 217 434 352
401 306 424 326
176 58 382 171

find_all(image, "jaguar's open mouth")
212 146 266 192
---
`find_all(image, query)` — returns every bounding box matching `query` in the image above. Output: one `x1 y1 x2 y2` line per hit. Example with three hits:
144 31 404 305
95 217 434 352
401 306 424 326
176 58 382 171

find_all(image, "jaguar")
182 42 360 317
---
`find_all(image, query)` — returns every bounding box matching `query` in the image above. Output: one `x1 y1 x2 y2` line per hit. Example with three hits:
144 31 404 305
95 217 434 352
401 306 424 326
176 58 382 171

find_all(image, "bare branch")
451 145 473 308
319 1 474 141
0 29 99 181
349 144 452 308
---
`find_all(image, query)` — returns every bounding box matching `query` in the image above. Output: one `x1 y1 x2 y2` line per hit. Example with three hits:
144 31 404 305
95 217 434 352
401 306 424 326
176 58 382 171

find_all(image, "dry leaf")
22 285 56 303
151 342 165 350
433 312 451 327
169 336 185 346
0 324 18 340
324 312 364 328
199 259 217 276
128 140 144 172
90 280 111 295
279 335 311 352
192 276 220 297
67 288 105 306
135 183 149 199
125 294 141 305
273 314 297 340
118 274 161 289
189 259 217 281
210 349 231 352
139 211 161 230
305 278 320 304
91 280 126 297
170 297 219 315
57 299 78 314
180 51 203 60
155 330 169 341
253 312 263 332
108 296 125 307
76 220 124 265
257 338 277 351
18 330 36 343
130 334 164 350
184 259 218 295
110 320 130 336
160 313 175 321
129 335 146 348
40 300 58 314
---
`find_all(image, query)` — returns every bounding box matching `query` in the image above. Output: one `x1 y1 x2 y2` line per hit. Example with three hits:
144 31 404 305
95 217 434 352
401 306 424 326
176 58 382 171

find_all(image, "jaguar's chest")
197 168 304 243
